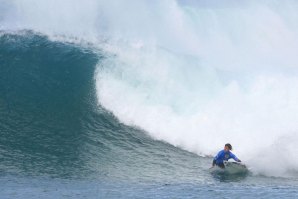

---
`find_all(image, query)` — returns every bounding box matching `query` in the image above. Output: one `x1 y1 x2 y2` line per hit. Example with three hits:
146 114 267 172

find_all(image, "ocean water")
1 1 298 198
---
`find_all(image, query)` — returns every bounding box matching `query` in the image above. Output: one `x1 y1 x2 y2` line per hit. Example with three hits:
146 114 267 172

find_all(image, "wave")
0 32 198 182
1 0 298 178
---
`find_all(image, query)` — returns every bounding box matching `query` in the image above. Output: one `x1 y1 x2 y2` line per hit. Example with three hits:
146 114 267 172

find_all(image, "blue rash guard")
214 150 239 165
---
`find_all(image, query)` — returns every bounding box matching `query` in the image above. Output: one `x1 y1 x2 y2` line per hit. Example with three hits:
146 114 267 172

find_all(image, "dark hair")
225 143 232 150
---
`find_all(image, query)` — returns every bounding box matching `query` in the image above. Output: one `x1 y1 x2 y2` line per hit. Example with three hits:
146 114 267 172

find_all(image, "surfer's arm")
230 153 241 162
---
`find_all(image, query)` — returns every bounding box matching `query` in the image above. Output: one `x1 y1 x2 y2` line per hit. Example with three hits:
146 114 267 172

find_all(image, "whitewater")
1 0 298 198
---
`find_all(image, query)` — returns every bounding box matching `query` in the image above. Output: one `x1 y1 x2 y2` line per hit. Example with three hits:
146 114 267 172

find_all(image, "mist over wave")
2 0 298 177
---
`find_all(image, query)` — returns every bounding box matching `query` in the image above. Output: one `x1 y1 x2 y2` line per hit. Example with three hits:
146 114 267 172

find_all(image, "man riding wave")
212 143 241 168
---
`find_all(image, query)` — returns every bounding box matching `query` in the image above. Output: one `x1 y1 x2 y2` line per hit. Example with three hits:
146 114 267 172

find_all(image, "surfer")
212 143 241 169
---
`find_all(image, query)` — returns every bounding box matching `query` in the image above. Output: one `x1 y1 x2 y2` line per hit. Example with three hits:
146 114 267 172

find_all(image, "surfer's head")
224 143 232 151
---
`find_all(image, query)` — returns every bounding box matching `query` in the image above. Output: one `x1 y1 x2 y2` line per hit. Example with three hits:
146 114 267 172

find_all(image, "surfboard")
209 161 248 175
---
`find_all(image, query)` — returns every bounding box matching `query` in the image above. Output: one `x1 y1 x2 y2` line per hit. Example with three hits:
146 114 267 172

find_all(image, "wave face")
1 0 298 178
0 32 99 178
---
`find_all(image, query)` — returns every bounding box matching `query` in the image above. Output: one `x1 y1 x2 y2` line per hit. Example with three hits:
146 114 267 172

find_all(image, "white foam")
94 1 298 178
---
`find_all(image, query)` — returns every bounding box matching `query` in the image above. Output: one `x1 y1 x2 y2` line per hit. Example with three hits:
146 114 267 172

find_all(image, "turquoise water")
1 32 298 199
2 176 298 199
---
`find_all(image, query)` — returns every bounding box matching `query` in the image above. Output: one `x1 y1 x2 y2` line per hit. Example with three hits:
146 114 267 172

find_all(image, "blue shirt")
214 150 239 164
